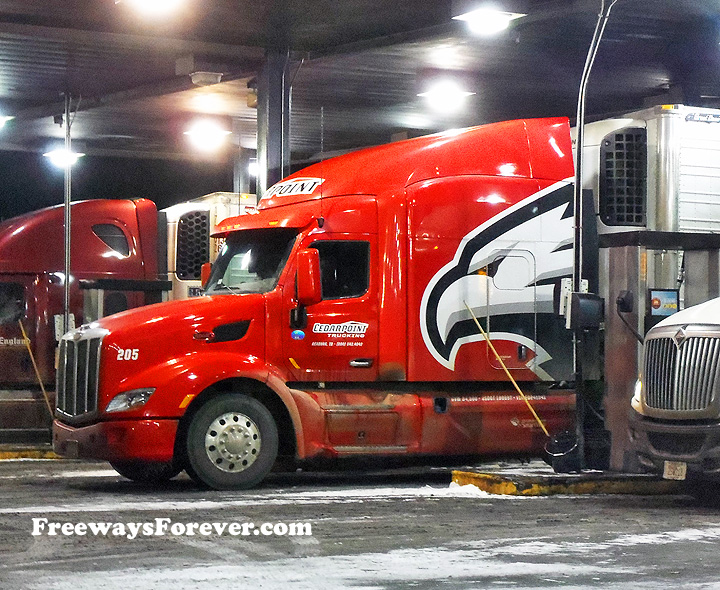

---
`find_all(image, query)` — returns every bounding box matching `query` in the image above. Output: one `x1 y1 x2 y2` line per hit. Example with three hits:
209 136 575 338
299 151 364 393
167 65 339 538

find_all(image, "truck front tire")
184 393 279 490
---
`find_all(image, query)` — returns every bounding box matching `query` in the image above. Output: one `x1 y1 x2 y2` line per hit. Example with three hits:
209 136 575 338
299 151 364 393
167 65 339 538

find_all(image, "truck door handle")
517 345 527 361
349 358 374 368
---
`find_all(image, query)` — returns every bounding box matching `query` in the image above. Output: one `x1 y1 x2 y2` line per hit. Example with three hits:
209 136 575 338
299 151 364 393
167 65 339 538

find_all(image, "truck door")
283 236 379 382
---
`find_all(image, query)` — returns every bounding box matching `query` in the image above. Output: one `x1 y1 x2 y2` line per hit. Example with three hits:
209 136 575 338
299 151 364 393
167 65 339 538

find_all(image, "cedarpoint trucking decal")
262 177 324 201
311 321 369 347
312 321 368 335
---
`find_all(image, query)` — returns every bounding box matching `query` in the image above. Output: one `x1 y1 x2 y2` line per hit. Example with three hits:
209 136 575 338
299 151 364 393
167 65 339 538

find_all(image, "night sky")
0 152 234 221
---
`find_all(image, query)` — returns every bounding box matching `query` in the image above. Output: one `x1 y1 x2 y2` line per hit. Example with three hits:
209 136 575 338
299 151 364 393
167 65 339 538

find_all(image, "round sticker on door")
291 330 305 340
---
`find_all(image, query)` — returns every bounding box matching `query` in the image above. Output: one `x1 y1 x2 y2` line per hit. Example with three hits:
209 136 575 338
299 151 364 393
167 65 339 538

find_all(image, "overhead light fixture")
418 80 475 113
453 8 526 35
0 115 14 129
116 0 185 17
43 149 85 169
184 120 232 152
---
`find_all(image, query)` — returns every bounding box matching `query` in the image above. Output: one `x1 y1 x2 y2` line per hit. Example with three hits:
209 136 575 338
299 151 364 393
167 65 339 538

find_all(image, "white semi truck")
630 297 720 482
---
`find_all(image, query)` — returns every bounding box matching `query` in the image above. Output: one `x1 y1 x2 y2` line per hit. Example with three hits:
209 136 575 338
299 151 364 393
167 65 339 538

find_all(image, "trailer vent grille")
599 127 647 226
176 210 210 280
644 336 720 411
56 329 106 421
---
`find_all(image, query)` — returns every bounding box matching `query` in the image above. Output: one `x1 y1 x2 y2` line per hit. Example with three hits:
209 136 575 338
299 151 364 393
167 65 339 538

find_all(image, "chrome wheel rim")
204 411 261 473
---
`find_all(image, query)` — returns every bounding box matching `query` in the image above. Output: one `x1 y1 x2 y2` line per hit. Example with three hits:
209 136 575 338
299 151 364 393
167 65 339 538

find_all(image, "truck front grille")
644 336 720 411
56 329 106 420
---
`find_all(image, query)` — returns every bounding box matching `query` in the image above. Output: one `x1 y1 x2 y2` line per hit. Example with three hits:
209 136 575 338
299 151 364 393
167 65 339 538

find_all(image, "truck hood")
90 293 264 347
655 297 720 328
76 293 267 417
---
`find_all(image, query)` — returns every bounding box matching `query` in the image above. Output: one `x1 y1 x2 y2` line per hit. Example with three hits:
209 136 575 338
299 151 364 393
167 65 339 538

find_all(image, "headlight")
631 379 642 411
105 388 155 413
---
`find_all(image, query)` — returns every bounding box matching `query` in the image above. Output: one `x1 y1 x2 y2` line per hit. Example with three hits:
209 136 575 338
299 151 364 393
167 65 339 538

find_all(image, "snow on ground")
0 482 520 515
461 524 720 556
22 523 720 590
26 545 633 590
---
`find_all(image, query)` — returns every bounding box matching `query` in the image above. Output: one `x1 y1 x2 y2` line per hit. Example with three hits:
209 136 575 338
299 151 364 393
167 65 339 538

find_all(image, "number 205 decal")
116 348 139 361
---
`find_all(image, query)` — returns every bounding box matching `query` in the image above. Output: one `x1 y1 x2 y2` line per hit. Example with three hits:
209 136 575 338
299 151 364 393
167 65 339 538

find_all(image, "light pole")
573 0 621 469
63 93 72 336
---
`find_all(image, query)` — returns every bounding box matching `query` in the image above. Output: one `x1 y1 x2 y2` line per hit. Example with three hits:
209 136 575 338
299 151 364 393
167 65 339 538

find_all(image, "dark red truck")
1 193 253 441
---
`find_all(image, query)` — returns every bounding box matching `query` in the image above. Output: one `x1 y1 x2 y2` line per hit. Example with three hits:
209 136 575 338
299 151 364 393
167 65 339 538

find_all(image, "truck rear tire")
184 393 279 490
110 460 181 484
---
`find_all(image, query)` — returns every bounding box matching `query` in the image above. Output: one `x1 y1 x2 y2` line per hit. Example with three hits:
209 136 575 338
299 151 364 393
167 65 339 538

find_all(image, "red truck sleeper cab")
0 199 158 388
53 117 576 489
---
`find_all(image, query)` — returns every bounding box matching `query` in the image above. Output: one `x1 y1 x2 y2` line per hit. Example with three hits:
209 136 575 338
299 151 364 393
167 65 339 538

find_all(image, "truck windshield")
204 228 297 295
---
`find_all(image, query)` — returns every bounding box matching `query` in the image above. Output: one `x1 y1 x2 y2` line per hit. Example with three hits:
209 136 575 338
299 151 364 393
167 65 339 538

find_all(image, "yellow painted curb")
452 470 684 496
0 450 60 460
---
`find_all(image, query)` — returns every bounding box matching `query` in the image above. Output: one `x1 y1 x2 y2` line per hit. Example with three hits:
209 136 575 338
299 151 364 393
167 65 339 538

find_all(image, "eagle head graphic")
419 180 574 380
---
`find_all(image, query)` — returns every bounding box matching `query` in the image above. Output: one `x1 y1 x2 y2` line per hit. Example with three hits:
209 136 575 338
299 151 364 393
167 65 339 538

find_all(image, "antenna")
320 106 325 212
320 105 325 157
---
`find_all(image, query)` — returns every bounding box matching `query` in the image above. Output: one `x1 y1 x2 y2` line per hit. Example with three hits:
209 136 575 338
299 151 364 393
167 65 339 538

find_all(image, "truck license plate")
663 461 687 481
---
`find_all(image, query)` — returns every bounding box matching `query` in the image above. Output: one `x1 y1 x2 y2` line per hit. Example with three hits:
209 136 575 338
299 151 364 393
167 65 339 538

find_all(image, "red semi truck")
53 117 578 489
0 199 166 440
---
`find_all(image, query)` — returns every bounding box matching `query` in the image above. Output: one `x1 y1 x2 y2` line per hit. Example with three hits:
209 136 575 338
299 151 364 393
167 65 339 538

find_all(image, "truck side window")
0 283 23 325
92 224 130 257
310 241 370 300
